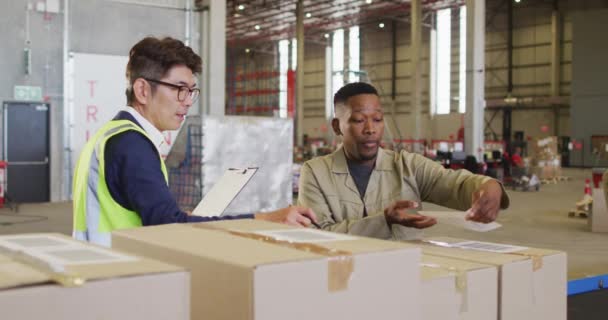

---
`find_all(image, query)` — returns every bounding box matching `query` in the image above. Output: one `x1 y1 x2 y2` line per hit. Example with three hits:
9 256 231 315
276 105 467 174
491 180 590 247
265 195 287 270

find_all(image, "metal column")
202 0 226 116
295 0 305 146
550 1 561 97
62 0 70 200
464 0 485 161
503 107 512 153
324 45 333 143
411 0 423 140
551 1 561 136
199 9 209 115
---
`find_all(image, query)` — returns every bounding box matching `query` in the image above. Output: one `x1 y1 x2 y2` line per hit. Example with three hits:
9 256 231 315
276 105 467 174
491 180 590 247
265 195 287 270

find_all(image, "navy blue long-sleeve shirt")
105 111 254 225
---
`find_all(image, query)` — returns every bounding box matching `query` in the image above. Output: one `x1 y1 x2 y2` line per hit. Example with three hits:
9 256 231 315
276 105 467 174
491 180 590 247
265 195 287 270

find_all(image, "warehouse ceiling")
226 0 464 46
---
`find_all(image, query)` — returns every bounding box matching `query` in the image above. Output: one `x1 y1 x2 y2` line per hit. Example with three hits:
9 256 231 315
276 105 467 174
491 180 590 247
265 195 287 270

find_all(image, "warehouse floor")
0 167 606 280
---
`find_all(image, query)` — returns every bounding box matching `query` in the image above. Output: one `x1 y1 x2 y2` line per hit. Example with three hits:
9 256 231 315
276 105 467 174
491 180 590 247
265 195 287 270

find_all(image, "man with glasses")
73 37 317 246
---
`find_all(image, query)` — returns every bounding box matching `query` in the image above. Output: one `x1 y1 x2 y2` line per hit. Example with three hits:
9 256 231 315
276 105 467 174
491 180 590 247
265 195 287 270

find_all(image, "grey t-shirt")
346 158 374 198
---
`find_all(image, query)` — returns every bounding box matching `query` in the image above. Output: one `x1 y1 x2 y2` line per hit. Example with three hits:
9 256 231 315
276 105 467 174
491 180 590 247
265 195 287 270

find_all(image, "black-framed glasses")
144 78 200 103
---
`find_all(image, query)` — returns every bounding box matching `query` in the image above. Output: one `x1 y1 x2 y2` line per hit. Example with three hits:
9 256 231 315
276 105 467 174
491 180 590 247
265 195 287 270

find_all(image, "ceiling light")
238 4 245 10
306 12 312 18
365 0 373 3
379 22 385 28
254 25 260 30
514 0 521 2
324 33 329 38
245 48 250 53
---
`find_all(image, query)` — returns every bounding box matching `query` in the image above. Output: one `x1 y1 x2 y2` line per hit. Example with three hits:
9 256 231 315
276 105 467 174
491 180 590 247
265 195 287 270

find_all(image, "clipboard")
191 167 258 217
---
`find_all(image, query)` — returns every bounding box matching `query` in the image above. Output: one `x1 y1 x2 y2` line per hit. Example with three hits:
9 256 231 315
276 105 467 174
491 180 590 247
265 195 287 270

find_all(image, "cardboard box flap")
114 223 324 268
0 257 50 290
425 237 562 256
418 237 563 271
115 222 418 269
422 254 495 274
202 220 419 254
420 263 453 281
410 241 529 265
0 233 183 290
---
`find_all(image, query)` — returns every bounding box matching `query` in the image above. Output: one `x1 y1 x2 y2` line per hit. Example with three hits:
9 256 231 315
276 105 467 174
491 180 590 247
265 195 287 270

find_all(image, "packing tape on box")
0 245 85 287
421 262 469 313
508 252 544 272
419 240 539 305
194 225 354 292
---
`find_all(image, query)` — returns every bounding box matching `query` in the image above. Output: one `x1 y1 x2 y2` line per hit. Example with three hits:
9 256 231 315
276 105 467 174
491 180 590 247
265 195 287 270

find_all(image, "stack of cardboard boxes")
413 237 567 320
111 220 566 320
1 223 567 319
530 136 562 180
113 220 423 320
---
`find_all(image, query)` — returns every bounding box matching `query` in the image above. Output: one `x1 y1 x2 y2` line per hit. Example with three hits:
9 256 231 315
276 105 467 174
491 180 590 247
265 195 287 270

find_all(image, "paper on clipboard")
419 210 502 232
191 167 258 217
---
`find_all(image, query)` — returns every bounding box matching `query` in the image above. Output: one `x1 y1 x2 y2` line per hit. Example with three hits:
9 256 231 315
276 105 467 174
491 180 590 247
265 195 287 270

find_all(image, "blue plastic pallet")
568 274 608 295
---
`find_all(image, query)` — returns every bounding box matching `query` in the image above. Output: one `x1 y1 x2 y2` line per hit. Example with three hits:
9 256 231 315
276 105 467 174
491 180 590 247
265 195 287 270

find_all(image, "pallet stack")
529 136 567 184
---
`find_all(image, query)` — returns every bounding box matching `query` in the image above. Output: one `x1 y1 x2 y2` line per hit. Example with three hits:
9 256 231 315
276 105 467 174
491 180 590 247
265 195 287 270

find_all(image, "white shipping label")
420 211 502 232
250 229 357 243
0 234 138 267
450 241 529 253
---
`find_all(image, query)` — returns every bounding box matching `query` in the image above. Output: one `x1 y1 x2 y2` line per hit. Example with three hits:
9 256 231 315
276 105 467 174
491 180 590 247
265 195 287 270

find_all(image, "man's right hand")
384 200 436 229
255 206 318 227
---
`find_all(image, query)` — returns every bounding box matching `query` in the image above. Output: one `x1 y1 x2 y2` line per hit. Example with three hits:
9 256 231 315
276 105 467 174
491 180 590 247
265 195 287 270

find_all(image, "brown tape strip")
0 246 85 287
508 252 544 271
195 225 354 292
421 262 469 312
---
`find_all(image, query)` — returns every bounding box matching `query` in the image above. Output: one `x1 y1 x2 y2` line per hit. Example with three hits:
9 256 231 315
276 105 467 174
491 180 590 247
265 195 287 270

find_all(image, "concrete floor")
0 167 606 280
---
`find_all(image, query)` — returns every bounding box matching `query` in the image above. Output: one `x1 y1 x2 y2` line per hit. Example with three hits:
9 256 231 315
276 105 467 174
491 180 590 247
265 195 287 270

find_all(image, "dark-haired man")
73 37 316 246
297 82 508 239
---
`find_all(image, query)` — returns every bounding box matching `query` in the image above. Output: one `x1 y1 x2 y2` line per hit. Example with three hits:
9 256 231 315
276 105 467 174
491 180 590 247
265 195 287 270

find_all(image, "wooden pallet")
568 209 588 218
541 178 558 184
540 176 571 184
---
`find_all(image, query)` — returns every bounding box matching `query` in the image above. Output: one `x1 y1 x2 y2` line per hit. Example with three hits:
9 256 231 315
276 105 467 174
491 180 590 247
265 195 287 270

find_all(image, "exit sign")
13 85 42 101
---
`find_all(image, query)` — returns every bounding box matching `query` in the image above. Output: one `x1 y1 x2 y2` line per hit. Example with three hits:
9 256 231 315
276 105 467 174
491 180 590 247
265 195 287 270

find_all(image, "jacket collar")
331 145 393 174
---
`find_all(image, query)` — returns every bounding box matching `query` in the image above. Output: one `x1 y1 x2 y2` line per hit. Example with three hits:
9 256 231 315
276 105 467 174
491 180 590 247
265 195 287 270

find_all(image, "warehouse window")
459 6 466 113
278 39 289 118
431 8 452 115
332 29 345 95
348 26 360 83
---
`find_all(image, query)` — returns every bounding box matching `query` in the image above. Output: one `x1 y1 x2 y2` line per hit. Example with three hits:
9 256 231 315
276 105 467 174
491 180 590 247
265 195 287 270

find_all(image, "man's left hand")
466 180 503 223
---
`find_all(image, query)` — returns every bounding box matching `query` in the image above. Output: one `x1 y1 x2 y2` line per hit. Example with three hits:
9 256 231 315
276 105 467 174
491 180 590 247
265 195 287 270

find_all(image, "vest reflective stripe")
73 120 168 246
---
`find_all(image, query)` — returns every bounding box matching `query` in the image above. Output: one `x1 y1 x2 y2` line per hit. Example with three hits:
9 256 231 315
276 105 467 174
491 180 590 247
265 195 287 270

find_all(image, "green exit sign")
13 85 43 101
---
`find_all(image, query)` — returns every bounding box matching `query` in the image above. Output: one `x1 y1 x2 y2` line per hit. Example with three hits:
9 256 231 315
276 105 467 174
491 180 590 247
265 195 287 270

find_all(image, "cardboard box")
420 255 497 320
411 237 566 320
532 136 559 160
0 233 189 320
113 220 422 320
530 156 562 179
